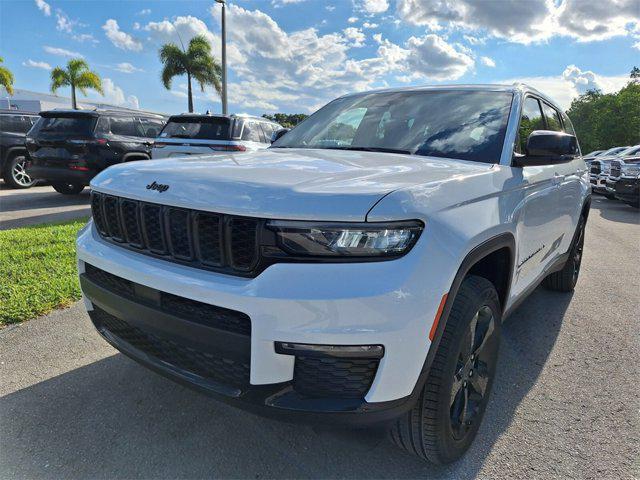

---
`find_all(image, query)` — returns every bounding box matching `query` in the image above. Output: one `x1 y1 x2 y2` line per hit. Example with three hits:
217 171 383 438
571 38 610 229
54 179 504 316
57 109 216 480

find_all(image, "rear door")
153 116 233 158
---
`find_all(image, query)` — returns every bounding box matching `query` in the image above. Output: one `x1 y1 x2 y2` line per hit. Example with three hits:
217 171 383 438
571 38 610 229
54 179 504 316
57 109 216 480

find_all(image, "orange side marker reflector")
429 293 448 341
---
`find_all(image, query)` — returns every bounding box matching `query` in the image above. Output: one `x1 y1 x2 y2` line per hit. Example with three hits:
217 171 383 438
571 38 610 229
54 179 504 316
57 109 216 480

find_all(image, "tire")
542 216 585 292
389 276 501 464
3 153 36 189
51 182 85 195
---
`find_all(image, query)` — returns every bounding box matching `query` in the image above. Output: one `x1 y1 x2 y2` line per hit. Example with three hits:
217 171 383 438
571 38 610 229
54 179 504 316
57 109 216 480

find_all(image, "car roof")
339 83 564 112
167 113 279 124
0 109 39 116
39 108 165 119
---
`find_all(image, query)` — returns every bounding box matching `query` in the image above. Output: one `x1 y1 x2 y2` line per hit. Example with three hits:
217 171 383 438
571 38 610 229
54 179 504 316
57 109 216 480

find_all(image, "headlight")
622 164 640 177
266 220 423 257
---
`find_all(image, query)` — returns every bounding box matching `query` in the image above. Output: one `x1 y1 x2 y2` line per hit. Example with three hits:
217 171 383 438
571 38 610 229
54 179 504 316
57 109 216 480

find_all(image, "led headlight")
622 164 640 177
266 220 423 257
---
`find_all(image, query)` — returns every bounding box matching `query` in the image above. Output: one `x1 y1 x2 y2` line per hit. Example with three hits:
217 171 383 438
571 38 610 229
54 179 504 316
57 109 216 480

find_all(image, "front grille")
590 162 601 175
91 307 250 389
84 264 251 336
91 192 260 276
293 356 380 399
610 161 622 178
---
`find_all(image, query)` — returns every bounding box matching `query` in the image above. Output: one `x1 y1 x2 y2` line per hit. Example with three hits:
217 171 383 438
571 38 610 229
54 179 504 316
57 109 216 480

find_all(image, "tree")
160 35 221 113
630 66 640 79
262 113 308 128
50 58 103 109
0 57 15 96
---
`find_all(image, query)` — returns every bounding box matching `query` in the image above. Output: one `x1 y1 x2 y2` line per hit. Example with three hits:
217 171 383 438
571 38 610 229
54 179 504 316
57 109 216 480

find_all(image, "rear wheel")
52 182 85 195
543 216 585 292
3 154 36 189
390 276 501 464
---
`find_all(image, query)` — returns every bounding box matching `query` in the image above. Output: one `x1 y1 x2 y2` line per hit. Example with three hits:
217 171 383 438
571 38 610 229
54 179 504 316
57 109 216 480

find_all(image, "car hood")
91 148 492 221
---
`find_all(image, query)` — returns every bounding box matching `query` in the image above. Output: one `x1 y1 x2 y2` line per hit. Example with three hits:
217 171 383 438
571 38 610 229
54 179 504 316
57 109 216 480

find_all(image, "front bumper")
614 176 640 204
590 174 608 192
77 221 450 423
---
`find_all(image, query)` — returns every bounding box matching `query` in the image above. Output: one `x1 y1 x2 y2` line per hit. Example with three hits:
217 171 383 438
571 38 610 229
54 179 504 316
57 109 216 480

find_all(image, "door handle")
552 174 564 185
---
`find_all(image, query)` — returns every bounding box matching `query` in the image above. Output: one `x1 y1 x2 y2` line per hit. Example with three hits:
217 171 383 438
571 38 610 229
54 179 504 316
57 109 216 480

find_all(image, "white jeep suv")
77 84 590 464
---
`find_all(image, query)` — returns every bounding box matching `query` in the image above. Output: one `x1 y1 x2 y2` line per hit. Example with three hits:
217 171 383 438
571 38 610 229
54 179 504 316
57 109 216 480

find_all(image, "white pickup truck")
77 84 590 464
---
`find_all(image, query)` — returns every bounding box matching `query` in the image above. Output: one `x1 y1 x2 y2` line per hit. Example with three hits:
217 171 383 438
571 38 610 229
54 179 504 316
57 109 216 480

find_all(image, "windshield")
32 115 96 136
273 90 513 164
159 117 231 140
600 147 629 156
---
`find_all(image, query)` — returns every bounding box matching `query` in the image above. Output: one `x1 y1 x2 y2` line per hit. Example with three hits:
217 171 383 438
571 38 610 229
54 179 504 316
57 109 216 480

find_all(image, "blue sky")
2 0 638 115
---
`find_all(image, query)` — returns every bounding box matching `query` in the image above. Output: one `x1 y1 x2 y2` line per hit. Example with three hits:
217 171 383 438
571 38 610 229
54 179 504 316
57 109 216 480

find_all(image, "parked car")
26 109 165 194
77 84 590 464
605 145 640 198
583 149 604 162
0 110 39 188
152 114 281 159
589 146 630 196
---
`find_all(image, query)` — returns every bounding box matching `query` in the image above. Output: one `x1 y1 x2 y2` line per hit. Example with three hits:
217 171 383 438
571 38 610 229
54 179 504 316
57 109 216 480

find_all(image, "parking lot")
0 195 637 479
0 184 90 230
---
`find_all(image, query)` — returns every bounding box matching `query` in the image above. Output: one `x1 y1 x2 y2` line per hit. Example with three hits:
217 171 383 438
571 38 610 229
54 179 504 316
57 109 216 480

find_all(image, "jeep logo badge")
146 181 169 193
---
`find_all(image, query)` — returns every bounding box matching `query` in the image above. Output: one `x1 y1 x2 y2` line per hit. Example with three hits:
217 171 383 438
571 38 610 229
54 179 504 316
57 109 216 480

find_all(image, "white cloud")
22 59 51 70
138 8 151 15
115 62 144 74
348 17 358 23
463 35 485 46
43 45 83 57
358 0 389 14
272 0 306 6
634 41 640 51
203 5 475 112
99 78 140 109
343 27 366 47
480 56 496 67
326 5 336 11
72 33 98 43
35 0 51 16
102 19 143 51
396 0 640 45
56 10 75 33
362 22 379 29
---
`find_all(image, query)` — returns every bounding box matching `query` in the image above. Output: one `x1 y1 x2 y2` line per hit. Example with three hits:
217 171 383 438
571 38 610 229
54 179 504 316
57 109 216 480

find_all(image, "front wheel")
51 182 85 195
3 154 36 189
543 216 585 292
389 276 501 464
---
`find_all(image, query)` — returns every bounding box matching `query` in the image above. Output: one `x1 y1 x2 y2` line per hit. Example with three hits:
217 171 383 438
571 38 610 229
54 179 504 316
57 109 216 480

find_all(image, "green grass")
0 218 89 326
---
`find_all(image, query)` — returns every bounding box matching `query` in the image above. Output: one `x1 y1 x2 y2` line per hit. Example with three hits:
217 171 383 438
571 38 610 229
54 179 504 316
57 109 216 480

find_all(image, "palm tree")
50 58 103 109
0 57 15 95
160 35 222 113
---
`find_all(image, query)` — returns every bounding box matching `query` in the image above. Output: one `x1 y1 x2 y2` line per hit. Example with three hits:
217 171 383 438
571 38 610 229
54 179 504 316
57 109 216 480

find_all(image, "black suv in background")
0 110 40 188
26 109 165 194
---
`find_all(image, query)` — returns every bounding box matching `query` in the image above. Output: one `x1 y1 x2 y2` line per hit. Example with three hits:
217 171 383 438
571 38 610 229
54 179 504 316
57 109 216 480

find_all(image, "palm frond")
159 43 187 89
75 71 103 94
0 66 14 95
50 67 70 93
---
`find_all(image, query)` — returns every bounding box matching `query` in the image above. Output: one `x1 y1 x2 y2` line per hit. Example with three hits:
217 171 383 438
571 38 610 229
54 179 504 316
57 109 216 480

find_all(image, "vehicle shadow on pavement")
0 289 571 479
590 196 639 225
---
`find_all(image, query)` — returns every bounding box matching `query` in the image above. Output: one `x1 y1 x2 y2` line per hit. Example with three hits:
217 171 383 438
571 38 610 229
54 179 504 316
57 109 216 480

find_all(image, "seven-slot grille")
91 191 260 275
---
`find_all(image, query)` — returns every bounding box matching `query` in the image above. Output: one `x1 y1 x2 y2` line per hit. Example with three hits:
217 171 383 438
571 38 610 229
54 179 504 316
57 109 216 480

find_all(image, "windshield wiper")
321 146 412 155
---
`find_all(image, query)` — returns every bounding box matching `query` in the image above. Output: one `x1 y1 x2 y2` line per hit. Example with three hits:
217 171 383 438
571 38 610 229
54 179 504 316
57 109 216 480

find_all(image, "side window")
541 102 563 132
259 122 274 143
241 121 262 142
138 118 164 138
561 112 576 136
109 117 138 136
517 97 545 153
0 115 34 134
94 116 110 135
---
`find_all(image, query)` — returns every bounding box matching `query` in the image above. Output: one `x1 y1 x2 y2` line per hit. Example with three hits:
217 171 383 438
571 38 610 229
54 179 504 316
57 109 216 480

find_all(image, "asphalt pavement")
0 183 91 230
0 196 638 479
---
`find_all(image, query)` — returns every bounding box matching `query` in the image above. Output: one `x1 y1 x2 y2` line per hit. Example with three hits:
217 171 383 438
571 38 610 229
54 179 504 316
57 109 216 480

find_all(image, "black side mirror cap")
514 130 579 167
271 128 290 144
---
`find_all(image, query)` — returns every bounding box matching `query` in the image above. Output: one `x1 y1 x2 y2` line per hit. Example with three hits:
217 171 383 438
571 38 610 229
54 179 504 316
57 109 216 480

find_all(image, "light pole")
215 0 228 115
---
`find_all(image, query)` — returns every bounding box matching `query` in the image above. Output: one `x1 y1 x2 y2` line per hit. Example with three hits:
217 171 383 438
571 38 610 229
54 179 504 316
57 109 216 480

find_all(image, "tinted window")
160 117 231 140
0 115 35 134
541 102 562 132
109 117 138 136
138 118 164 138
274 91 513 164
517 97 544 153
241 121 263 143
33 115 96 136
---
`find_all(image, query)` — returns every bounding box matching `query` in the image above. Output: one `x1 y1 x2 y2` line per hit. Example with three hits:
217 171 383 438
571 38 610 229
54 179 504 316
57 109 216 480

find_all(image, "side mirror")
514 130 578 167
271 128 290 144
